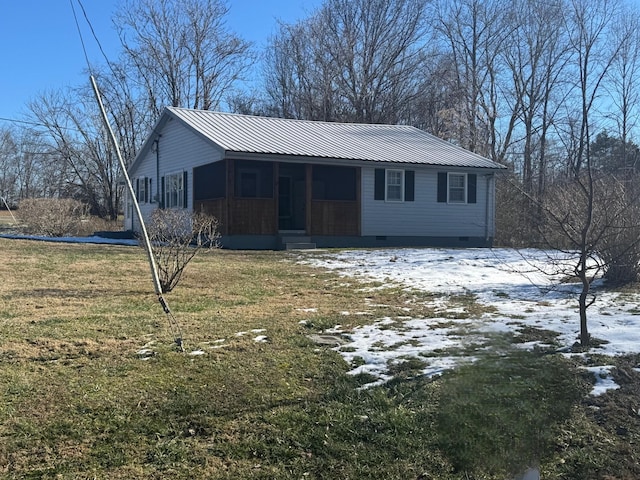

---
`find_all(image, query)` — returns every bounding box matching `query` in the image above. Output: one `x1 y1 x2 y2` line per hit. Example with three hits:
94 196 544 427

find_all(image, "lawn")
0 238 638 479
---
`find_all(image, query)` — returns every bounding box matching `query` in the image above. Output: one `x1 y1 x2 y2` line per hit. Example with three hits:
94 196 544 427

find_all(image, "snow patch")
298 248 640 389
583 365 620 396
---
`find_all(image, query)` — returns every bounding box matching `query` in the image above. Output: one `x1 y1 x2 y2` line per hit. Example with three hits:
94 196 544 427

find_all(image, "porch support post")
306 163 312 234
274 162 280 232
226 158 234 235
356 167 362 236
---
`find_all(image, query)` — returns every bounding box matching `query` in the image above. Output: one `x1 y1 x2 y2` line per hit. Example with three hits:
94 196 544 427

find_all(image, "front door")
278 164 306 231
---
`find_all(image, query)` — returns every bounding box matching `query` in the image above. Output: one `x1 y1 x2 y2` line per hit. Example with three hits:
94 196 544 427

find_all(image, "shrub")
144 209 220 293
17 198 90 237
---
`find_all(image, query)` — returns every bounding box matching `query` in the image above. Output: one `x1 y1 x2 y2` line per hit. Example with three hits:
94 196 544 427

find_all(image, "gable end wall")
128 117 224 231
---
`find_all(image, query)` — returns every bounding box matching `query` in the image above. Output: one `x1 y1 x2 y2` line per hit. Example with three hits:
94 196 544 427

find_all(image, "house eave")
223 150 506 171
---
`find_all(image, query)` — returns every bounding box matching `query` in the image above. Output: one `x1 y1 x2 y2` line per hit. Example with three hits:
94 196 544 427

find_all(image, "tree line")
1 0 640 245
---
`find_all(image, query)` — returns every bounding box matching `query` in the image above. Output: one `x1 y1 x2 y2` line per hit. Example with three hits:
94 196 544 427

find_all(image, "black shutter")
437 172 447 203
135 178 140 201
144 177 149 203
405 170 415 201
374 169 385 200
160 176 165 208
468 174 477 204
183 171 188 208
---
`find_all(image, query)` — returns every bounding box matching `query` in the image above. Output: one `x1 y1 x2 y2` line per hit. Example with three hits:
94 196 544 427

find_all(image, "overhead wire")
69 0 93 75
74 0 137 98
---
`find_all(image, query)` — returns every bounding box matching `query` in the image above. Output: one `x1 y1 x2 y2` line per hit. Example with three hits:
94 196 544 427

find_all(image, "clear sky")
0 0 321 124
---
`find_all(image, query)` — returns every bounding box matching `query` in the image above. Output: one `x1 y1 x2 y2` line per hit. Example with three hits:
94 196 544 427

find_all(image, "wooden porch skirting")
195 198 359 236
195 198 276 235
310 200 359 236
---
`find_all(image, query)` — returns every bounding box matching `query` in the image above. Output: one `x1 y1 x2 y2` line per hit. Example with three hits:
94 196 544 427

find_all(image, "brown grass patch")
0 238 628 479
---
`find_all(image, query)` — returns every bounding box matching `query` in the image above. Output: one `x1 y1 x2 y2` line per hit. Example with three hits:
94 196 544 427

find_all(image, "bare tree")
263 20 335 120
435 0 510 156
606 8 640 161
27 89 123 220
263 0 430 124
114 0 254 113
530 0 627 347
562 0 623 177
539 170 640 347
500 0 571 190
0 127 18 206
406 52 464 138
90 63 152 168
145 209 220 293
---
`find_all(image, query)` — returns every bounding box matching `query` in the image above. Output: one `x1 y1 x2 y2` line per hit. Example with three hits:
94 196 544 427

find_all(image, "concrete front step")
285 242 317 250
280 235 316 250
281 235 311 243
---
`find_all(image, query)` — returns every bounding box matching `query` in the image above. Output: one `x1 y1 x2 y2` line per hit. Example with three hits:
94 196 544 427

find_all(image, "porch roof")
164 107 506 170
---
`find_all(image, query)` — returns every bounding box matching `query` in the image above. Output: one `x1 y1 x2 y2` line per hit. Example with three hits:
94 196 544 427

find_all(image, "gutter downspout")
485 174 493 242
155 137 161 207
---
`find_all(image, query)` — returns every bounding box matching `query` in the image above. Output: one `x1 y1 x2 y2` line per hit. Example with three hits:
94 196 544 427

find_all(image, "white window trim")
448 172 467 204
165 172 185 209
385 169 405 202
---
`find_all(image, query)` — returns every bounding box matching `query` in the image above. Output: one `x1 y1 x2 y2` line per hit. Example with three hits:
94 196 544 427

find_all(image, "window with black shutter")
374 168 414 202
437 172 477 204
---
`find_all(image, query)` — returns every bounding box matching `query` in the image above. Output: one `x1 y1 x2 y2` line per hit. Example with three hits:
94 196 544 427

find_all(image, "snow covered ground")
297 248 640 392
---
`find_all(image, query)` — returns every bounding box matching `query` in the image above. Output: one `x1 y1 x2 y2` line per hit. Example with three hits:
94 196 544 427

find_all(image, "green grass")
0 238 638 478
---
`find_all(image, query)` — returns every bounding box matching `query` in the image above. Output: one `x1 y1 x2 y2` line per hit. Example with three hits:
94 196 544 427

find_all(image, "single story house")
125 107 506 249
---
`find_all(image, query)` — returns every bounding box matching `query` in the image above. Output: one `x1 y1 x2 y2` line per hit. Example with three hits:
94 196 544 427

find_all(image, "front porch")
194 159 360 246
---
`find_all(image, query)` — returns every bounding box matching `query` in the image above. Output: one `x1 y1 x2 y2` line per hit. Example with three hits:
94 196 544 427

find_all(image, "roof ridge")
166 106 416 130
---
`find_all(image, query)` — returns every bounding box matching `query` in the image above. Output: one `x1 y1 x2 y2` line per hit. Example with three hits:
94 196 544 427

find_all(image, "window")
437 172 477 204
164 172 185 208
374 168 414 202
448 173 467 203
136 177 146 203
136 177 152 203
386 169 404 201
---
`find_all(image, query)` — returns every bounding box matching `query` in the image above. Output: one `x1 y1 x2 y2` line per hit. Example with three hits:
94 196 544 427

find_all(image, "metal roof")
165 107 505 169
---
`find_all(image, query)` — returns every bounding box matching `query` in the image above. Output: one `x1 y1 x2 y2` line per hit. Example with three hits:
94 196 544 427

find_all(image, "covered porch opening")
193 159 361 240
278 163 306 232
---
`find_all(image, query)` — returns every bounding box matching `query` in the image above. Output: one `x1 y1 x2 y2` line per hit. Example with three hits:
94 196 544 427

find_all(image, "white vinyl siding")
362 167 495 238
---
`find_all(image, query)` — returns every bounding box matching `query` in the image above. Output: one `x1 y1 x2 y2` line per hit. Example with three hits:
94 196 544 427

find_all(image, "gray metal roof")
166 106 505 169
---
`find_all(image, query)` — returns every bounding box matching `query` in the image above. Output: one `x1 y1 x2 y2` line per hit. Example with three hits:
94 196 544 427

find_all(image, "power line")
72 0 132 93
0 116 84 133
0 117 43 127
69 0 93 75
75 0 118 75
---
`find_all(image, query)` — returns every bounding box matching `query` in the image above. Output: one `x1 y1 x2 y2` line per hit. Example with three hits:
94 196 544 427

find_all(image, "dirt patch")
580 354 640 477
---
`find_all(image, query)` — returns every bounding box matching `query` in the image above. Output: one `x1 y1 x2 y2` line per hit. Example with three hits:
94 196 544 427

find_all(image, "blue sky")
0 0 320 123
